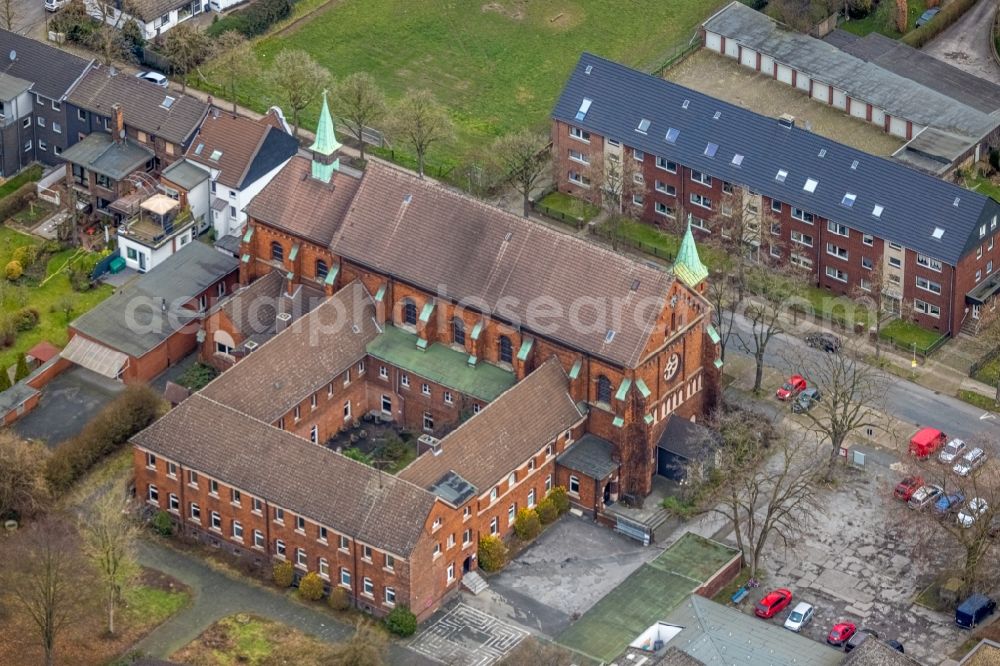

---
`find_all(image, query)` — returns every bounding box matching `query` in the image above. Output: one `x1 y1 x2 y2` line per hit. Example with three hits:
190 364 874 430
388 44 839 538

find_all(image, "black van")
956 594 997 628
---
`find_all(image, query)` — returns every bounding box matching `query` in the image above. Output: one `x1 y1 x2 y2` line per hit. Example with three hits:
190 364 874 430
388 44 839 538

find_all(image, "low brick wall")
695 552 742 599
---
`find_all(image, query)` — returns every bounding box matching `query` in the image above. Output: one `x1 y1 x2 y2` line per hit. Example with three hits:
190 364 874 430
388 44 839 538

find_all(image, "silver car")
939 438 967 464
784 601 814 632
959 498 989 528
954 448 987 477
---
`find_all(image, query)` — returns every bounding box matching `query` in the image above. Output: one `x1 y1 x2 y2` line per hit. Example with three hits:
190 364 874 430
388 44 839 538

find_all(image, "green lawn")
0 164 42 198
0 227 112 372
967 173 1000 204
879 318 943 352
537 191 599 224
606 219 729 269
798 285 872 328
124 584 192 626
197 0 725 175
839 0 928 38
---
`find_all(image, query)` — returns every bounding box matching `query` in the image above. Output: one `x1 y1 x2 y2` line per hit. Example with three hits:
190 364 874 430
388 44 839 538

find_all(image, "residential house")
701 2 1000 175
115 192 197 271
551 52 1000 336
0 30 92 176
64 241 237 382
181 109 298 242
86 0 205 39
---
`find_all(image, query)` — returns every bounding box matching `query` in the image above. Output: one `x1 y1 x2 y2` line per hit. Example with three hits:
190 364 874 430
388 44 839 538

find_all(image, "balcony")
117 193 194 250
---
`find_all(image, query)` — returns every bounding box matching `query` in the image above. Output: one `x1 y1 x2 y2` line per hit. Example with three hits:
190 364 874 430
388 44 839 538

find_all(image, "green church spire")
673 220 709 287
309 90 342 183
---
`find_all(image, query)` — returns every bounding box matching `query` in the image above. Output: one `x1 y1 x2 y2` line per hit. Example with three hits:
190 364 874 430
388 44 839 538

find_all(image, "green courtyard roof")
366 326 516 402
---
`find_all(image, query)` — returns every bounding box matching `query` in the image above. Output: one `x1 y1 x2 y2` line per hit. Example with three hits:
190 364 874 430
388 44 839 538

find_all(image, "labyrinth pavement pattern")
409 603 528 666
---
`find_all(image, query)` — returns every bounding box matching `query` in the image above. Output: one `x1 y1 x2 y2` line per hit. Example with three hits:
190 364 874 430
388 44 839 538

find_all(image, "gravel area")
666 49 906 157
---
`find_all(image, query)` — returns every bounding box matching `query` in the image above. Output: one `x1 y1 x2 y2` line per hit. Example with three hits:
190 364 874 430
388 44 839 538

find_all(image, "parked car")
956 594 996 628
893 475 924 501
915 7 940 27
754 588 793 619
844 628 879 653
44 0 67 10
886 639 905 653
776 375 807 401
827 622 857 646
783 602 814 632
791 387 821 413
958 498 989 528
934 492 965 515
805 332 841 353
954 448 987 477
938 438 968 465
135 71 169 88
908 484 943 510
910 427 947 459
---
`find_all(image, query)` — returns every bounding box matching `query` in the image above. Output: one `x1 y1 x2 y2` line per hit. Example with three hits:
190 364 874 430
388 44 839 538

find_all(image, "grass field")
879 317 943 352
171 614 343 665
197 0 725 173
839 0 929 39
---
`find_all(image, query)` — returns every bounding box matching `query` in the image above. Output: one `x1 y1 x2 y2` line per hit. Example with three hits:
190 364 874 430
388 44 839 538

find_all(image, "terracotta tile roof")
213 270 285 343
26 341 60 364
246 157 361 246
186 111 297 190
132 393 437 556
67 67 208 146
398 357 583 493
201 280 379 422
332 163 675 368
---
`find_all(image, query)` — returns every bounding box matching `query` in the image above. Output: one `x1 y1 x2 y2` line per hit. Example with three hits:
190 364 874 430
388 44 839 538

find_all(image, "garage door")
889 116 908 137
776 64 793 85
724 38 739 58
850 99 867 119
760 54 774 74
796 73 810 92
811 82 828 101
705 31 722 52
871 107 886 126
740 47 756 69
832 89 847 110
60 335 128 379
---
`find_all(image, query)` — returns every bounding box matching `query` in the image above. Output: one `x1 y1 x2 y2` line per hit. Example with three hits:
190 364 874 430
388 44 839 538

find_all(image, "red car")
754 588 793 618
827 622 857 646
776 375 806 400
893 475 924 501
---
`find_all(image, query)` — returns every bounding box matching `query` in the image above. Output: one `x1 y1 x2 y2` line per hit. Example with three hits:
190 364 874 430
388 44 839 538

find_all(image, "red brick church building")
132 95 721 621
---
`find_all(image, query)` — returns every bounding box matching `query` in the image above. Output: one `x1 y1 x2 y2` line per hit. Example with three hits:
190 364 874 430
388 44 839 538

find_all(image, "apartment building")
551 53 1000 336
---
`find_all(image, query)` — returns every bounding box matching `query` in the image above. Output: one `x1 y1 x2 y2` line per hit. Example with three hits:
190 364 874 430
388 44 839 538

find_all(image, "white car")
135 71 169 88
784 602 814 632
954 448 987 477
958 498 989 528
44 0 67 10
939 438 967 464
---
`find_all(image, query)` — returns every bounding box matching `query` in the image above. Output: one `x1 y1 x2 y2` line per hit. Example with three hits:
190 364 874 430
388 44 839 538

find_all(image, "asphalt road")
728 314 1000 444
922 0 1000 86
13 0 48 40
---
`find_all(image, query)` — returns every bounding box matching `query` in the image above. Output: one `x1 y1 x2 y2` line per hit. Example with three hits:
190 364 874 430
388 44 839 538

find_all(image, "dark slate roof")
71 242 238 357
68 67 208 146
333 162 678 367
656 416 721 461
702 2 998 139
210 269 283 343
59 132 153 180
834 31 1000 114
213 233 241 256
556 434 617 479
132 393 438 556
0 29 92 100
553 52 1000 265
185 111 297 190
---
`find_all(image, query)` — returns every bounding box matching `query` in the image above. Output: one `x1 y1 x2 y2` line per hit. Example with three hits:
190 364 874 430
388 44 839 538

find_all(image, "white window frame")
825 266 848 283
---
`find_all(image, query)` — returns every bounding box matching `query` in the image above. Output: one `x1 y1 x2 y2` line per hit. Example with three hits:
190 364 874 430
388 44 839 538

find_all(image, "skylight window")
818 148 826 158
605 330 616 344
584 65 593 75
161 96 175 110
804 178 818 193
850 160 859 170
713 111 721 120
775 169 788 183
841 192 856 208
682 99 690 110
872 205 884 218
665 127 679 144
932 227 945 239
209 149 222 161
194 143 204 155
636 118 650 134
953 197 961 207
704 142 718 158
731 153 744 167
575 98 592 121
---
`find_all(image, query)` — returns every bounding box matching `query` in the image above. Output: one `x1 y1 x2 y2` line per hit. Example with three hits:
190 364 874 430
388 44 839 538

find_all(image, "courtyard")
666 49 905 157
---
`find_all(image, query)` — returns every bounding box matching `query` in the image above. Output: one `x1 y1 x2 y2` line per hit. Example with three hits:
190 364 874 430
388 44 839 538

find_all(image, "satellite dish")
8 50 15 61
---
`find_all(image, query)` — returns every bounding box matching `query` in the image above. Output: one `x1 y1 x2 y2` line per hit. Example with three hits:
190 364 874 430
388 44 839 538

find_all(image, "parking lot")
14 365 123 445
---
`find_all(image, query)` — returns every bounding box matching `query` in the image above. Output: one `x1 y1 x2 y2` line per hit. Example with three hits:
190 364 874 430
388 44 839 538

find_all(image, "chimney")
112 103 125 143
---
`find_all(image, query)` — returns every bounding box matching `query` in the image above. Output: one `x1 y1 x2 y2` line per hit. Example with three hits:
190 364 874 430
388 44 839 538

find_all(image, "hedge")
328 586 351 611
206 0 291 38
44 385 166 493
546 486 570 515
477 535 508 572
273 560 294 587
0 182 37 222
513 507 541 541
384 605 417 637
536 498 558 524
901 0 977 48
298 571 324 600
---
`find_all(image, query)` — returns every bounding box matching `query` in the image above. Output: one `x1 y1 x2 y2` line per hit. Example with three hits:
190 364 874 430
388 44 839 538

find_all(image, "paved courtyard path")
132 539 434 665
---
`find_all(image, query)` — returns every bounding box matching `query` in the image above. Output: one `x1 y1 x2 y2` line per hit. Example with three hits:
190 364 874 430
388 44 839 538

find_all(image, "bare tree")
793 348 888 481
332 72 386 162
266 49 331 140
0 432 49 521
87 0 143 67
388 90 455 178
736 264 801 394
490 130 549 217
213 32 256 114
328 619 387 666
3 516 91 666
0 0 17 31
80 487 140 636
161 23 211 93
713 409 819 577
593 153 641 251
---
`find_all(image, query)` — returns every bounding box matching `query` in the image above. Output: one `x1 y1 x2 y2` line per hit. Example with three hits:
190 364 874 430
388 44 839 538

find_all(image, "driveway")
14 365 123 446
460 516 659 636
922 0 1000 86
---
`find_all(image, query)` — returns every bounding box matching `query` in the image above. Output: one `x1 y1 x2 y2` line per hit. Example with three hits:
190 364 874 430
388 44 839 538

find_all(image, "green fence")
880 331 949 359
971 345 1000 380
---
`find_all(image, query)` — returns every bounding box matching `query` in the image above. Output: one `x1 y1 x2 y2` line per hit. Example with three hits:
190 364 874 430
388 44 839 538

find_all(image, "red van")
910 428 947 459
